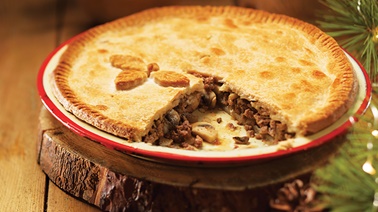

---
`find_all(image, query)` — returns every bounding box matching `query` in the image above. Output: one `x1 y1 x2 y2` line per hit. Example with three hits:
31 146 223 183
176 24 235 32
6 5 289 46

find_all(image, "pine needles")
302 1 378 209
317 0 378 83
313 103 378 211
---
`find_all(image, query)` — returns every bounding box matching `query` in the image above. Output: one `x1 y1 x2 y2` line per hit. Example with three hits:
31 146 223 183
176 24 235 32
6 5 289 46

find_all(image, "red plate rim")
37 37 372 165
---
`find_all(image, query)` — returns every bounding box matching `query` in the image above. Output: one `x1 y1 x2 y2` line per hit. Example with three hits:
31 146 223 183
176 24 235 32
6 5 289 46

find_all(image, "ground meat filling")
211 76 295 143
143 92 204 149
142 76 295 149
219 92 295 143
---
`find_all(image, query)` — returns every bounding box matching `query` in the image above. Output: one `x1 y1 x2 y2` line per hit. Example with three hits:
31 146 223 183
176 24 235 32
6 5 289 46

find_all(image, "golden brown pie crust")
51 6 357 142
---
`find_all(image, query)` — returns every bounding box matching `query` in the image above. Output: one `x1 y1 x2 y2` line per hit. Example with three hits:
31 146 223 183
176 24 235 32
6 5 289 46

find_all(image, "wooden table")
0 0 357 211
0 0 101 211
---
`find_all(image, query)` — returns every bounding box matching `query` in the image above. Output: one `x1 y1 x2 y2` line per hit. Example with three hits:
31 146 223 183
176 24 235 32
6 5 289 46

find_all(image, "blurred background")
75 0 323 23
54 0 325 47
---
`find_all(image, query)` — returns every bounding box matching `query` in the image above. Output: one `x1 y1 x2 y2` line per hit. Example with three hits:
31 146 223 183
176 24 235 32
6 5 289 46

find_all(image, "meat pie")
51 6 357 150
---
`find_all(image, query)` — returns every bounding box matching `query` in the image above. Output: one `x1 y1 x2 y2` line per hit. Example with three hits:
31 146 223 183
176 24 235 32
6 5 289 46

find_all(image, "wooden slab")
37 106 345 211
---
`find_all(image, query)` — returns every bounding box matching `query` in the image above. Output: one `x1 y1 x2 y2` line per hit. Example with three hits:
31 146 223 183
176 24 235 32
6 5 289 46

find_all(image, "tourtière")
51 6 357 151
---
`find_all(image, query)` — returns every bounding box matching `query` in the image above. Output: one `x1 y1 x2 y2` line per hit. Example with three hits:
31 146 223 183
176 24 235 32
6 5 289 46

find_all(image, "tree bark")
38 107 345 211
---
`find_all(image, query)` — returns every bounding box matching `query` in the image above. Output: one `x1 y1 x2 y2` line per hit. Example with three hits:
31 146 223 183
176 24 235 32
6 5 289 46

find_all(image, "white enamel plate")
38 38 372 165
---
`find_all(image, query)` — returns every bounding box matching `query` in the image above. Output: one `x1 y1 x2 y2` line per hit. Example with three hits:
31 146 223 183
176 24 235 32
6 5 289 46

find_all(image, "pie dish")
38 6 370 163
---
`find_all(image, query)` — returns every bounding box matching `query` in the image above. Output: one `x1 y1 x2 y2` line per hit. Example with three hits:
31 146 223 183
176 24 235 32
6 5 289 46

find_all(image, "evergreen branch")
337 33 366 51
313 102 378 210
328 29 367 36
316 22 366 30
316 0 378 81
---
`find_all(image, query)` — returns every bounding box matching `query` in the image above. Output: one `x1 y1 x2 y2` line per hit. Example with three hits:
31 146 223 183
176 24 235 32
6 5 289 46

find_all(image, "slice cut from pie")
51 6 357 150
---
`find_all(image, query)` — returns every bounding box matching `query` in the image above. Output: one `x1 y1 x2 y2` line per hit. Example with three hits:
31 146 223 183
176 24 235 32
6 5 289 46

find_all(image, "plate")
37 38 371 165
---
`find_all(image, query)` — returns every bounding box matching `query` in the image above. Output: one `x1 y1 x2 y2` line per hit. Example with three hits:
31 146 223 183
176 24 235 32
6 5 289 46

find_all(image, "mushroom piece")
165 109 180 126
203 91 217 108
209 91 217 108
163 109 181 134
185 92 202 112
233 136 250 145
158 137 173 147
191 122 218 143
227 93 238 105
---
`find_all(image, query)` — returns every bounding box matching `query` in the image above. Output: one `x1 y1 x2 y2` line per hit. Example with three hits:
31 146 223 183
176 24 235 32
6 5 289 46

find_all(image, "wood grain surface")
38 107 346 211
0 0 54 211
0 0 98 211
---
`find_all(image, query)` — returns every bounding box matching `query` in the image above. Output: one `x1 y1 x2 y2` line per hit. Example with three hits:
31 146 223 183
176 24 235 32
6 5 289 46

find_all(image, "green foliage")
313 103 378 211
317 0 378 81
309 2 378 209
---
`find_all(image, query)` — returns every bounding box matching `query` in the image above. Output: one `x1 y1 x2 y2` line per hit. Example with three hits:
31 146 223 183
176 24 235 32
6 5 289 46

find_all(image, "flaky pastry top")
52 6 357 141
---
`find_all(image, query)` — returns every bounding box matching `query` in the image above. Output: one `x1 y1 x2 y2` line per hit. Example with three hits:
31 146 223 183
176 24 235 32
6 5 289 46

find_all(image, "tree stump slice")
37 107 345 211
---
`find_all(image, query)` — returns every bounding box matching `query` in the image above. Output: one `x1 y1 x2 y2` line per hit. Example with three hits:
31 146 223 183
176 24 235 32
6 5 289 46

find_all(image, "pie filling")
142 75 296 150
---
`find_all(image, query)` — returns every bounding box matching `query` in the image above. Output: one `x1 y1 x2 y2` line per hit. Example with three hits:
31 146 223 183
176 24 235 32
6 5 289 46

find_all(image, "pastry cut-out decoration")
109 54 146 71
114 70 148 90
151 70 190 87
